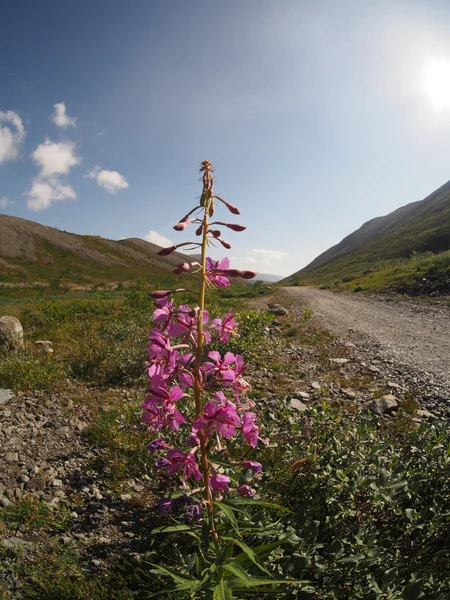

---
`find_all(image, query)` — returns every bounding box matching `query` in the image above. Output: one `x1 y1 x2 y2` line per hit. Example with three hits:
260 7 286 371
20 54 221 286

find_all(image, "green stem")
193 186 217 544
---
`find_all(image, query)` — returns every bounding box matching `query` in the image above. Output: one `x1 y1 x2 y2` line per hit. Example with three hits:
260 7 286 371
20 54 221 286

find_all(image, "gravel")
283 287 450 398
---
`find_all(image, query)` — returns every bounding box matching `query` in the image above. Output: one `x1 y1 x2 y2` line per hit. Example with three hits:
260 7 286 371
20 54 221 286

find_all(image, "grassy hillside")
283 180 450 293
0 215 190 290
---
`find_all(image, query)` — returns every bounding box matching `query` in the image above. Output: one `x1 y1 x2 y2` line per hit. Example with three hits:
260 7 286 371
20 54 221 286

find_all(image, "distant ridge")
283 180 450 286
0 214 189 286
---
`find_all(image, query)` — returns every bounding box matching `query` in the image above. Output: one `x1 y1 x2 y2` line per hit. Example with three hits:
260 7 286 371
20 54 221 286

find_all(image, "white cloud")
25 177 76 211
0 110 26 163
144 230 174 247
249 248 289 262
51 102 77 128
0 196 13 209
87 166 129 194
31 139 81 178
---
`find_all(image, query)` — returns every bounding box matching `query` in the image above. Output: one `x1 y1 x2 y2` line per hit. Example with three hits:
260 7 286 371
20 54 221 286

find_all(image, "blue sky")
2 0 450 276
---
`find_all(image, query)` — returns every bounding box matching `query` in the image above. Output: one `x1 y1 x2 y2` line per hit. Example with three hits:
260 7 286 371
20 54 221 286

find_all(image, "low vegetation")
285 249 450 295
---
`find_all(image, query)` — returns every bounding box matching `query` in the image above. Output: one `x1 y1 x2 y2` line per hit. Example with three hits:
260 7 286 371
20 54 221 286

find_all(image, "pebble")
290 399 308 412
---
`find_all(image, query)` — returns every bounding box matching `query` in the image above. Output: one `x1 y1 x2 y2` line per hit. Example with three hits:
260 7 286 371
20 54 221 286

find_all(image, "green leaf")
233 536 293 572
213 580 233 600
222 537 270 575
149 564 193 587
405 508 415 522
152 524 197 534
382 566 398 586
224 498 288 512
402 581 425 600
229 576 305 592
216 500 240 534
223 562 251 584
338 554 366 564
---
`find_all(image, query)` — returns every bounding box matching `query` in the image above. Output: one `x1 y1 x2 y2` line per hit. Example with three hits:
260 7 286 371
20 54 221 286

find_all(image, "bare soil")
283 287 450 396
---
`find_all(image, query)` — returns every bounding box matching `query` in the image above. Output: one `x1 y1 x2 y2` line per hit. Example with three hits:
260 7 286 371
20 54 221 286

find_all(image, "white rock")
0 316 24 351
0 389 14 405
369 395 398 415
290 399 308 412
329 358 350 366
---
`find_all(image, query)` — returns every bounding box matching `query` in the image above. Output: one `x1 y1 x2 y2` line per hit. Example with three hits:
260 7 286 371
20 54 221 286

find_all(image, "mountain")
282 180 450 290
0 214 190 287
253 273 283 283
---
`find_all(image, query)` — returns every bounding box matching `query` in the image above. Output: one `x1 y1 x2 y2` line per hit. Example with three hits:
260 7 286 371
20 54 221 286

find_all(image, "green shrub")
264 404 450 599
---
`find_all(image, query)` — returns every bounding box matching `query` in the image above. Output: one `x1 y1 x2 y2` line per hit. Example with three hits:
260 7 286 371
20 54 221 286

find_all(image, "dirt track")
283 287 450 395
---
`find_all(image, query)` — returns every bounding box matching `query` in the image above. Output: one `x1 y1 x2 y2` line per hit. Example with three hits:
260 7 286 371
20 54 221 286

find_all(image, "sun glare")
423 59 450 110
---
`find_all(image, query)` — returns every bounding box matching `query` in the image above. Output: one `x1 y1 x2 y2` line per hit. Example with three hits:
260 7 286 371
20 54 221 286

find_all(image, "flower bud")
222 269 244 278
214 195 241 214
240 270 256 279
150 290 172 298
173 220 189 231
225 223 246 232
209 203 215 217
219 239 232 249
157 246 177 256
196 224 203 236
209 229 221 238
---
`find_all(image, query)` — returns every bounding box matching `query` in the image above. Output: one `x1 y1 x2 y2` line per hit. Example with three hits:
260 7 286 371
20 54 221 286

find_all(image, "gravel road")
283 287 450 396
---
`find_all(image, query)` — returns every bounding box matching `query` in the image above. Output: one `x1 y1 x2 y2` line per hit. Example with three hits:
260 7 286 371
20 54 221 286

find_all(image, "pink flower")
148 328 173 359
211 311 237 343
153 299 175 330
210 473 230 491
242 461 262 473
237 485 256 497
242 412 259 448
205 257 230 288
203 351 236 382
148 438 170 452
165 449 202 481
193 399 240 440
142 376 186 431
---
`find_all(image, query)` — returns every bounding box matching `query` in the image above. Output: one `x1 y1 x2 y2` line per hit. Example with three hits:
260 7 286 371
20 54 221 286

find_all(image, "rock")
387 381 401 390
2 537 33 553
369 395 398 415
267 304 289 316
293 391 311 400
5 452 19 462
416 409 438 421
311 382 321 390
342 388 357 399
290 399 308 412
51 479 63 487
0 316 24 351
26 477 45 492
35 340 52 349
0 389 14 405
368 365 380 374
329 358 350 366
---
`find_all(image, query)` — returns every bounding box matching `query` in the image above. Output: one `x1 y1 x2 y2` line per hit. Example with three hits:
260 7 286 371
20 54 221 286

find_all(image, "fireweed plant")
144 162 301 598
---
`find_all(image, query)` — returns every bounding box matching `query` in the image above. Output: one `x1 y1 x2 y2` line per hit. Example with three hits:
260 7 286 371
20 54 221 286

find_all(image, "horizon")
2 1 450 276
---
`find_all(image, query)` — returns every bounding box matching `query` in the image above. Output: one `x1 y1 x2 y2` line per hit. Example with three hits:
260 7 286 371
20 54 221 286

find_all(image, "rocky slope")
284 179 450 285
0 215 188 285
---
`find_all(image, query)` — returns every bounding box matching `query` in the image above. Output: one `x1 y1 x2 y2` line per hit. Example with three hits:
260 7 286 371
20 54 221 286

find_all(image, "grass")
2 285 450 598
284 248 450 295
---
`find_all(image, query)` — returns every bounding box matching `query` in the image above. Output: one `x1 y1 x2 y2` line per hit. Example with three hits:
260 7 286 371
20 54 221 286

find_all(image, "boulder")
0 389 14 405
290 398 308 412
369 395 398 415
268 304 289 316
0 316 24 351
35 340 52 349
